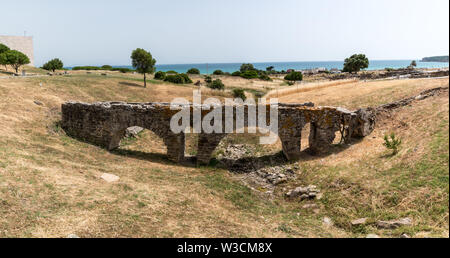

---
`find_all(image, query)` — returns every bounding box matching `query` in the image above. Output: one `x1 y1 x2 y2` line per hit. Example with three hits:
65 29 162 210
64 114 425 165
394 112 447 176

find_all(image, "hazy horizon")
1 0 449 66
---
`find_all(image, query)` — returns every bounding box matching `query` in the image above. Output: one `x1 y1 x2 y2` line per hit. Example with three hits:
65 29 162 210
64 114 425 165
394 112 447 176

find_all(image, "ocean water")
71 60 449 74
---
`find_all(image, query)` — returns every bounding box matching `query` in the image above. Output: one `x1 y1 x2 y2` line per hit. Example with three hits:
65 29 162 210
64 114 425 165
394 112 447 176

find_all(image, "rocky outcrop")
352 108 376 138
377 218 412 229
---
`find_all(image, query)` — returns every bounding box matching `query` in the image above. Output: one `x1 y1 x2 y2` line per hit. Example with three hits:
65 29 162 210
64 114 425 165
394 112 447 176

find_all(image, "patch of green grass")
199 172 257 210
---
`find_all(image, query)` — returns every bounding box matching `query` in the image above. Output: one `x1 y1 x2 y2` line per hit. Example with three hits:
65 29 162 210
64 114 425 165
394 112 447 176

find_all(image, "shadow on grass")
118 81 145 88
111 148 198 168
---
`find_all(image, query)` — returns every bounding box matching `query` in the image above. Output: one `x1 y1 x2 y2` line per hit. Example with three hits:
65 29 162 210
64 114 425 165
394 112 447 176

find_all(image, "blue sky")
1 0 448 66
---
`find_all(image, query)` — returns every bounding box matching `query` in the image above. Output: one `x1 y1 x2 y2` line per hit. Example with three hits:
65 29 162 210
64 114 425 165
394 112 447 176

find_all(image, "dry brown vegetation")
0 69 448 238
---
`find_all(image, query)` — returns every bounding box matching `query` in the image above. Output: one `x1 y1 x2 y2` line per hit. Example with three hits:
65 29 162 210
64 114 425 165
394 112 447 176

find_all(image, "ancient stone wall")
0 36 35 66
61 101 375 165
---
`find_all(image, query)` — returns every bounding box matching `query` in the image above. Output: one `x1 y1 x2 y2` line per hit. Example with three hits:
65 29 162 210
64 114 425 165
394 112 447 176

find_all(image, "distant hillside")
421 56 449 62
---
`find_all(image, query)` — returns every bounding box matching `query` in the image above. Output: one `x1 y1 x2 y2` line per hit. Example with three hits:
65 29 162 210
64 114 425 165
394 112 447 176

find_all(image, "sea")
70 60 449 74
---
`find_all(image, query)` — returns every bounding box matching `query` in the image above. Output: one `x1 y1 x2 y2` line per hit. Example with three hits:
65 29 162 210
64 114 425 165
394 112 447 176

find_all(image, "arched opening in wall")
117 126 168 158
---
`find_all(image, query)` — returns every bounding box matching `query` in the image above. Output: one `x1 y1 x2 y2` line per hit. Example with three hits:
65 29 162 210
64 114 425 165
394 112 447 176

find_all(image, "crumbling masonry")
61 102 376 165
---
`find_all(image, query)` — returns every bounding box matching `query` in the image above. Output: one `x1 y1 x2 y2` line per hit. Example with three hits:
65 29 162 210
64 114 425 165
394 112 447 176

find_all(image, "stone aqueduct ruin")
61 101 376 165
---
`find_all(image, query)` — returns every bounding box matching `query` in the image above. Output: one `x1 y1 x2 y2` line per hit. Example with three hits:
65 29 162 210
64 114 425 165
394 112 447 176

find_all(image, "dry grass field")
0 68 448 238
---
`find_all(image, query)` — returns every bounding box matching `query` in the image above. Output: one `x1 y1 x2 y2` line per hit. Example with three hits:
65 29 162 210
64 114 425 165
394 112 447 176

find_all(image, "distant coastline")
66 60 449 74
421 56 449 62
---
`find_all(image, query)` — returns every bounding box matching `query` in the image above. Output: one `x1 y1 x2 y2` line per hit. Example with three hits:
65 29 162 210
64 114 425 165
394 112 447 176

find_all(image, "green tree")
241 70 259 79
213 70 224 75
0 44 10 71
187 68 200 75
101 65 113 70
131 48 156 88
4 50 30 74
207 79 225 90
284 71 303 82
0 43 10 55
42 58 64 72
410 60 417 68
343 54 369 73
266 66 275 72
0 53 8 71
154 71 166 80
240 63 255 73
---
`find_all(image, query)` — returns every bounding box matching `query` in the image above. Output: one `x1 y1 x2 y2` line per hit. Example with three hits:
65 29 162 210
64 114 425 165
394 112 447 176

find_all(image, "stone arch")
196 126 282 165
108 122 186 163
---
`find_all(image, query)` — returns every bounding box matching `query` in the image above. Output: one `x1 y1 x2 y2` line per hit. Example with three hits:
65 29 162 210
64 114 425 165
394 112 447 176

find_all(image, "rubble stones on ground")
351 218 368 226
101 173 120 183
125 126 144 138
286 185 321 200
302 204 319 209
376 217 412 229
218 144 298 189
366 234 380 239
323 217 333 227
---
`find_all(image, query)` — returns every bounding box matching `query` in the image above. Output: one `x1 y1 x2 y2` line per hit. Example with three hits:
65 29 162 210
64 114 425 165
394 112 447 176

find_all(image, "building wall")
0 36 34 66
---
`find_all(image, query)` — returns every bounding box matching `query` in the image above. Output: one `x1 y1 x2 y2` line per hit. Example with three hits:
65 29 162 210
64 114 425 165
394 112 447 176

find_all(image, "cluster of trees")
0 43 31 73
230 63 273 81
154 71 192 84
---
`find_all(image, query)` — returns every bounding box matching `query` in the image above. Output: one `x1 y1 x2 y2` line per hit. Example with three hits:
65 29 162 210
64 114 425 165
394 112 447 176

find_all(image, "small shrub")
231 71 241 77
287 81 295 86
166 70 178 74
101 65 112 70
207 79 225 90
284 71 303 82
154 71 166 80
258 74 272 81
164 74 184 84
232 88 247 101
240 63 255 73
213 70 224 75
241 70 259 79
163 73 192 84
204 75 212 84
383 133 402 155
179 73 193 83
187 68 200 75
